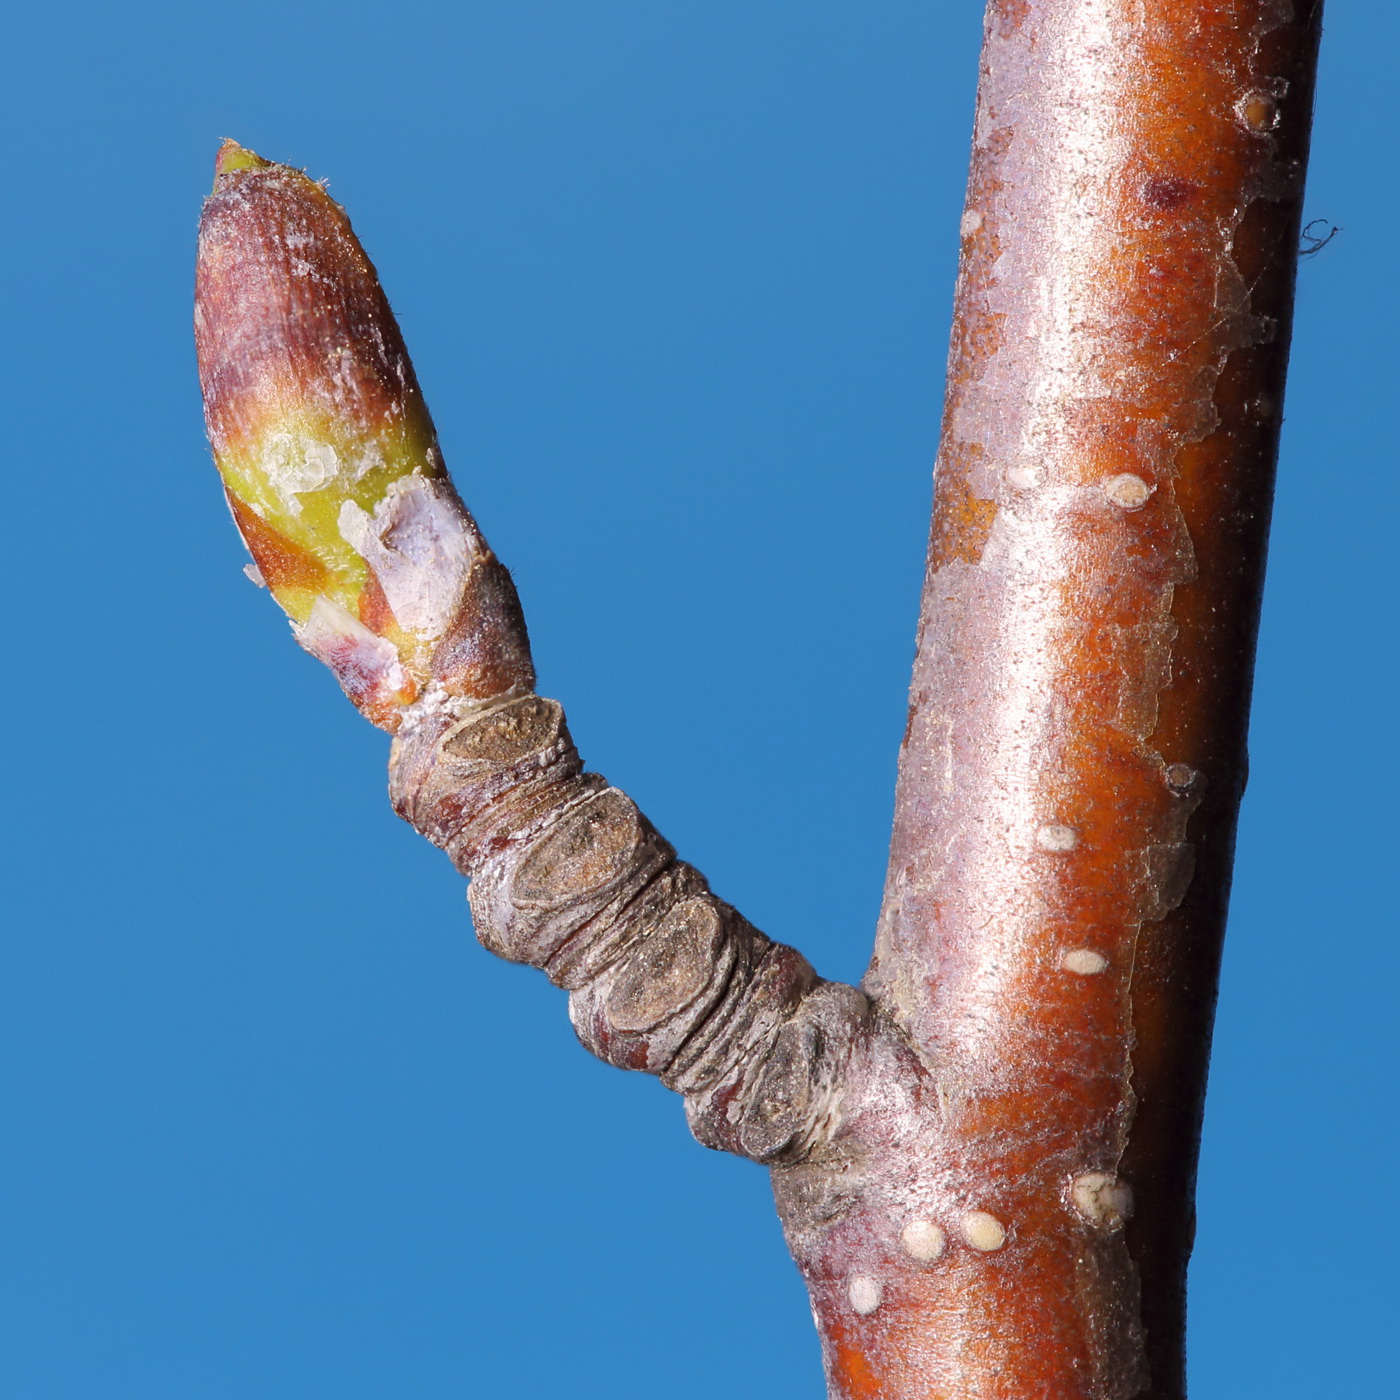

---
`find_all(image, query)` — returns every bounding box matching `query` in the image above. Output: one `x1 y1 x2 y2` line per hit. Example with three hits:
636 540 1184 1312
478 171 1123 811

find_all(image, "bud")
195 140 532 728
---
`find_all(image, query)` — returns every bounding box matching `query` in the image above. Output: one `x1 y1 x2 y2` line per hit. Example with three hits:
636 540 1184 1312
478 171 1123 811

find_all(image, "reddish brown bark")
813 1 1322 1395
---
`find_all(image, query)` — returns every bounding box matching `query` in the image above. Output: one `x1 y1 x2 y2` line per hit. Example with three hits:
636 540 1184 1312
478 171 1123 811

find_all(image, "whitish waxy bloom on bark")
195 140 532 728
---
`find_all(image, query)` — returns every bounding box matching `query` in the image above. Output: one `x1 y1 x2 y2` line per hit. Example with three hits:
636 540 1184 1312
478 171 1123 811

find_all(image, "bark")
837 2 1322 1393
195 1 1323 1395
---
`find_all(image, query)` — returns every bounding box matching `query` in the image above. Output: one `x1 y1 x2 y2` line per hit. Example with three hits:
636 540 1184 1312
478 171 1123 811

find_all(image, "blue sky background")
1 3 1394 1396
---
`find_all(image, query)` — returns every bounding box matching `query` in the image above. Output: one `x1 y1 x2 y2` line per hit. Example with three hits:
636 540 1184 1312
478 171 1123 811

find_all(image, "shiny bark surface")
803 1 1320 1395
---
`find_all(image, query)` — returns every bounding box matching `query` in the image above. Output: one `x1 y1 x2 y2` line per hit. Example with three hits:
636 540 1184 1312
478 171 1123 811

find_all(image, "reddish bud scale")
195 142 533 727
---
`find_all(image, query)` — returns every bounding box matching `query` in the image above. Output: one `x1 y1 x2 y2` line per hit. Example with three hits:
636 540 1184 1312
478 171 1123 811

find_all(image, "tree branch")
195 0 1323 1388
195 145 872 1171
836 1 1323 1394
